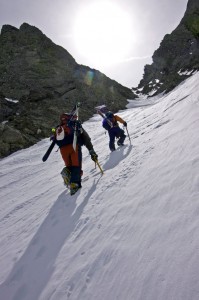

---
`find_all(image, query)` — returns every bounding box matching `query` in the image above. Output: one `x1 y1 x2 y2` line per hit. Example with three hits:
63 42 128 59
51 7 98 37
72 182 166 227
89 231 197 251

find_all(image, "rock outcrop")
135 0 199 96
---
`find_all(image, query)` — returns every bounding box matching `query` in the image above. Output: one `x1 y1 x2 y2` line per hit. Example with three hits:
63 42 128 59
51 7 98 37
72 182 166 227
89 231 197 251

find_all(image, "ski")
97 109 106 119
96 106 113 127
70 102 80 120
73 102 80 150
95 104 108 114
42 140 56 162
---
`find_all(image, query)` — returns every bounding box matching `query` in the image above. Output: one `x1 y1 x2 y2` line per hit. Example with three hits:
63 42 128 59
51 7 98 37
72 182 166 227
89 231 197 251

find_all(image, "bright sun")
73 2 133 67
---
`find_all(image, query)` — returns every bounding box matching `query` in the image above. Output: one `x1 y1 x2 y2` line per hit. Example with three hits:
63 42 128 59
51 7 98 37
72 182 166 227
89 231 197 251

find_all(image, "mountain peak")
1 24 19 35
19 22 44 35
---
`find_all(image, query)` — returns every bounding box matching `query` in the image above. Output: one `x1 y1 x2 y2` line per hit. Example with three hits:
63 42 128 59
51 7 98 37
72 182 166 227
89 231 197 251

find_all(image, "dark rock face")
0 23 135 158
136 0 199 96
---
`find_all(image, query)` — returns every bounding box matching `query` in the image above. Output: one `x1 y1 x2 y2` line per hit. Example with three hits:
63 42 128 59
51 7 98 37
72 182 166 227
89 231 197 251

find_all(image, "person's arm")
81 128 94 150
81 128 98 161
115 115 127 127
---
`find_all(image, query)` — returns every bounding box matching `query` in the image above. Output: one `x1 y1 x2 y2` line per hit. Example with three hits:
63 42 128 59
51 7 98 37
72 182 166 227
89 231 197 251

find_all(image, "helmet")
60 113 77 124
105 111 114 119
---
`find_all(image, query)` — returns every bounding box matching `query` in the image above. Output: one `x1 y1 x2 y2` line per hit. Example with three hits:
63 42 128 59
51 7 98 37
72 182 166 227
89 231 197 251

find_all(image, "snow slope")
0 72 199 300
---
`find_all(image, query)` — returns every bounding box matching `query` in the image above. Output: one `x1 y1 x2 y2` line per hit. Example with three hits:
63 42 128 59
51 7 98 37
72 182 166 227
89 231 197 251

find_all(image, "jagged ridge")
136 0 199 96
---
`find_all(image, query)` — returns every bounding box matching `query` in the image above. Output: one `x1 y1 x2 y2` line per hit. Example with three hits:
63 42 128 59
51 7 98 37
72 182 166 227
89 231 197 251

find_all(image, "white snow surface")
0 73 199 300
5 98 19 103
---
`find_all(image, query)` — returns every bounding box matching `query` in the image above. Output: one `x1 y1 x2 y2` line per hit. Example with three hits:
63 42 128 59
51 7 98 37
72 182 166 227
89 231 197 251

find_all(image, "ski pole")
126 127 131 143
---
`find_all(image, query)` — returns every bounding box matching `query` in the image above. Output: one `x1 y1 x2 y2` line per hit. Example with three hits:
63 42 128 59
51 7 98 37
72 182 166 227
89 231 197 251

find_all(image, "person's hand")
123 122 127 127
90 149 98 161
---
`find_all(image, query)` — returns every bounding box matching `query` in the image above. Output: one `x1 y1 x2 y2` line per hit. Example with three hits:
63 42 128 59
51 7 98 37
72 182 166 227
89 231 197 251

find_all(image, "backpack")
102 118 112 130
55 113 81 148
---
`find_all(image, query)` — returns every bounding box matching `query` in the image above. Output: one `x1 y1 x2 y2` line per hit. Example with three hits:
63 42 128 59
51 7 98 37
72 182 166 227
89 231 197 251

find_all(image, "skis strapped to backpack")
70 102 80 121
42 140 56 162
42 102 80 161
95 105 113 127
72 102 80 151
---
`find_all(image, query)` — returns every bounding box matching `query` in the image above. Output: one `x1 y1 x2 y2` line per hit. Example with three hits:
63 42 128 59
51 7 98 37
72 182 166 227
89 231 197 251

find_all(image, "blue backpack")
102 118 112 130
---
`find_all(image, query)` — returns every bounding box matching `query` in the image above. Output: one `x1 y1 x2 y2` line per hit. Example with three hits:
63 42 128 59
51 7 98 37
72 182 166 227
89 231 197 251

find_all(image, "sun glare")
73 2 133 67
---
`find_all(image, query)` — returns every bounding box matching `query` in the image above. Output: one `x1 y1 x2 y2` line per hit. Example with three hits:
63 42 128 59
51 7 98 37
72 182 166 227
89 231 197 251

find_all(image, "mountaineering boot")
117 131 126 146
117 138 126 146
110 144 116 152
70 183 80 195
117 141 124 146
61 167 71 187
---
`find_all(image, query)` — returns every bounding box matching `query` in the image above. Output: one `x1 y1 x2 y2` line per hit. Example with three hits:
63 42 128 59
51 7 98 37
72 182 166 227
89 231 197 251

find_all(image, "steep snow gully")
0 72 199 300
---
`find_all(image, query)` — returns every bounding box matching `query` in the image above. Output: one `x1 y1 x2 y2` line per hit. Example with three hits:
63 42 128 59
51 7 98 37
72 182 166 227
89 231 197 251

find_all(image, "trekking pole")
125 127 131 143
95 159 104 175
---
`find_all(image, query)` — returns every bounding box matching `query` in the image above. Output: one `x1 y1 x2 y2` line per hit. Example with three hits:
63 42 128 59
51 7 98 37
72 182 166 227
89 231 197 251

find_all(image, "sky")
0 72 199 300
0 0 188 88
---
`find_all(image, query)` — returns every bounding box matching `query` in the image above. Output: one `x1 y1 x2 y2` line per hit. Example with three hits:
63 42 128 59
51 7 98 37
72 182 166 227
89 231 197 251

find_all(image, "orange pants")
60 144 82 167
60 144 82 185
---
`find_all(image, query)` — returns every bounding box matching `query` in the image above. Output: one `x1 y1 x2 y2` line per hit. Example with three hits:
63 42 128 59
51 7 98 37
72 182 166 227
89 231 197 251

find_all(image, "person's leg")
60 144 71 166
60 145 72 186
60 144 82 195
61 166 71 186
117 128 126 145
70 145 82 188
108 130 116 151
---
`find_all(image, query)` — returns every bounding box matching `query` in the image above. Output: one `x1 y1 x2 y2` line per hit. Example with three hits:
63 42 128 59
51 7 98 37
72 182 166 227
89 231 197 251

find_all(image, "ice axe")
94 159 104 175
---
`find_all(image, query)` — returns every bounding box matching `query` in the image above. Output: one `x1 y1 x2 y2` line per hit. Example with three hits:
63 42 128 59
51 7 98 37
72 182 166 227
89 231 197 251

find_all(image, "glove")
123 122 127 127
89 149 98 161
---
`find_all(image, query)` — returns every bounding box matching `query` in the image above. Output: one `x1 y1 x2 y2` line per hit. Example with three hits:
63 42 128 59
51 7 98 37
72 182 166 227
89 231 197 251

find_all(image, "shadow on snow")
0 178 100 300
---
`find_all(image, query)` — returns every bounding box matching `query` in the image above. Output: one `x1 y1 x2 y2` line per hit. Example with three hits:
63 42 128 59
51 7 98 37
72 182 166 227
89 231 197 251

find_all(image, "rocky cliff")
135 0 199 96
0 23 135 158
